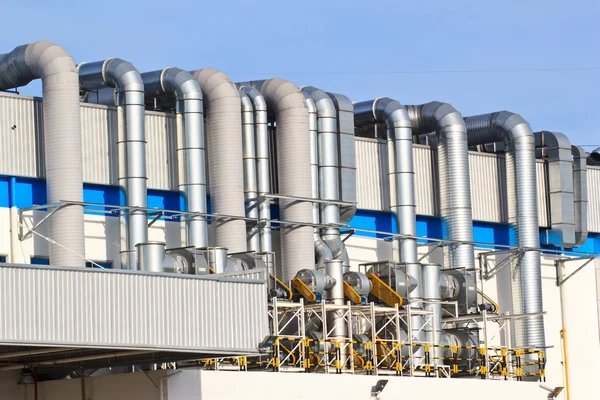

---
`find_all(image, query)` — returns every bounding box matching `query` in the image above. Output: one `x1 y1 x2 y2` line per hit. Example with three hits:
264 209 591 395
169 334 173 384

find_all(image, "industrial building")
0 41 598 399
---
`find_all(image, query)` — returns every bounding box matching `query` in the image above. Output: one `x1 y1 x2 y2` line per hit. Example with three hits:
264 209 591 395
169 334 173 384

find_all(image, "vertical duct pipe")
141 68 208 249
0 41 85 267
571 146 589 246
354 98 423 345
240 87 274 272
535 131 577 247
191 69 246 254
258 78 313 283
304 94 333 269
404 103 474 284
301 87 349 270
464 111 545 349
240 90 260 252
78 58 149 270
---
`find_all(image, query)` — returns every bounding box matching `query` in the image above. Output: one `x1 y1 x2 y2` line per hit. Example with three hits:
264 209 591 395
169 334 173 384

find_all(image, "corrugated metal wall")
588 167 600 232
0 264 269 352
0 93 597 232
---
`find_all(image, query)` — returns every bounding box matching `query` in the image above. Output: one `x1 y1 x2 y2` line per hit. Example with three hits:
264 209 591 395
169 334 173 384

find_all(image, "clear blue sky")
2 0 599 147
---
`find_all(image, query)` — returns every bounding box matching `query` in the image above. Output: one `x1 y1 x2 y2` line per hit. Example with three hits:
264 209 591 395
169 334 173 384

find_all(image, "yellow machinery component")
270 273 293 300
477 289 499 313
367 273 403 307
293 277 317 303
343 281 363 304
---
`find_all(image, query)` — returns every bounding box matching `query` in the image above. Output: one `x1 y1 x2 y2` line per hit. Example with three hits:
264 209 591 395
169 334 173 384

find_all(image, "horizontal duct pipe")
464 111 544 349
191 69 247 254
142 68 208 249
78 58 149 270
0 41 85 267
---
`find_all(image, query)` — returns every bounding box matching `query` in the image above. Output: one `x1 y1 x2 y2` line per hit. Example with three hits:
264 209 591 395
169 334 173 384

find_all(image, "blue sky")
1 0 599 147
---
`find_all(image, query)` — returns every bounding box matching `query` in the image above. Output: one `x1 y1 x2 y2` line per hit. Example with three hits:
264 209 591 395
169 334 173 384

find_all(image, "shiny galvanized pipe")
240 90 260 252
405 103 474 277
571 146 589 247
0 41 85 267
465 111 545 349
141 68 208 249
259 78 313 282
240 86 273 272
354 98 417 264
79 58 149 270
534 131 577 247
587 147 600 166
191 69 247 254
304 94 333 269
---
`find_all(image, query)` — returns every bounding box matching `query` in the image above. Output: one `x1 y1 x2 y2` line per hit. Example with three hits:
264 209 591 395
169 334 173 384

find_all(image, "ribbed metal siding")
536 160 549 228
588 167 600 232
0 265 268 352
469 152 506 223
81 103 118 185
413 145 436 216
145 111 177 190
355 138 388 210
0 93 43 177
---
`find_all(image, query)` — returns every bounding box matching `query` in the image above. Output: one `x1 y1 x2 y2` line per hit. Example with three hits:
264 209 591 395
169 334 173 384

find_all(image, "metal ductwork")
79 58 150 271
571 146 589 246
404 102 474 278
304 94 333 269
0 41 85 267
464 111 545 349
258 78 313 283
302 86 349 270
587 146 600 166
353 99 417 264
240 86 274 273
240 90 260 252
534 131 588 248
191 69 246 254
353 98 422 344
327 92 357 226
141 67 208 249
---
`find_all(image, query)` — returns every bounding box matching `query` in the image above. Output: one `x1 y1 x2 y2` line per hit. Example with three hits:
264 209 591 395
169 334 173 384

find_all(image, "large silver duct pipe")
302 87 348 270
327 92 357 227
0 41 85 267
587 147 600 166
304 94 333 269
191 69 246 254
240 90 260 252
464 111 545 349
79 58 149 270
354 98 423 346
259 78 313 283
353 99 417 264
534 131 578 247
404 103 474 278
571 146 589 246
141 68 208 249
240 87 273 272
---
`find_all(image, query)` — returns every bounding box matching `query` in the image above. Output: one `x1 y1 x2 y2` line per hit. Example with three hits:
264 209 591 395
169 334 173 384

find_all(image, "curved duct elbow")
353 98 417 264
259 78 313 282
79 58 149 270
405 102 474 285
465 111 544 349
191 69 246 254
571 146 589 246
534 131 578 247
0 41 85 267
587 146 600 166
141 68 208 249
